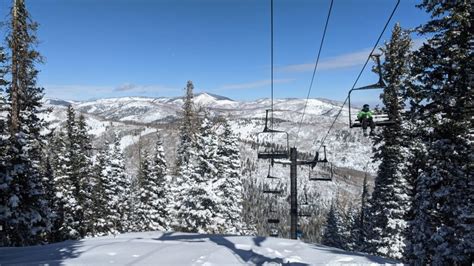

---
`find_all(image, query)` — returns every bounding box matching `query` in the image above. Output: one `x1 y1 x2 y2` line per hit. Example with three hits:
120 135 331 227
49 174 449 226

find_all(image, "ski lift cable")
313 0 400 153
294 0 334 148
270 0 274 130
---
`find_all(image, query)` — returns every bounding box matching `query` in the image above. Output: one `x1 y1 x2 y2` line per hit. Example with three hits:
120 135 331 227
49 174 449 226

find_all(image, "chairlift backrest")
257 110 289 159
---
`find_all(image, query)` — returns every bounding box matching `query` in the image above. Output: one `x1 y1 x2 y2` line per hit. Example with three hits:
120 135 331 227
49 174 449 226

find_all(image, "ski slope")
0 232 398 265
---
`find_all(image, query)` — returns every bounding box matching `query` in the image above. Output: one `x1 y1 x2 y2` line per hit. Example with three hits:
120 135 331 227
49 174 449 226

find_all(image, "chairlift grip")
264 109 270 132
322 145 328 162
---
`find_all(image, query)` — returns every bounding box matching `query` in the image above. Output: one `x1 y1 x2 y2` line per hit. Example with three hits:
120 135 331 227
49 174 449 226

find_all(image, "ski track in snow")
0 231 399 265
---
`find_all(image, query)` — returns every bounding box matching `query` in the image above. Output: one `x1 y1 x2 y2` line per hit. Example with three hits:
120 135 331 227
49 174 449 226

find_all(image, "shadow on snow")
154 232 309 266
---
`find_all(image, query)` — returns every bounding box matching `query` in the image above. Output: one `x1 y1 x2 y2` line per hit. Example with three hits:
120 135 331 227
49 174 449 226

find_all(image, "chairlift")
299 185 310 206
298 186 312 217
257 110 289 159
308 146 333 181
347 54 395 128
309 162 333 181
269 201 278 213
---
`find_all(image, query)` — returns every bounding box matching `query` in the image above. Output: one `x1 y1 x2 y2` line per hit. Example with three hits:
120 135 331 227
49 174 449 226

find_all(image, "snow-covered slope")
0 231 397 265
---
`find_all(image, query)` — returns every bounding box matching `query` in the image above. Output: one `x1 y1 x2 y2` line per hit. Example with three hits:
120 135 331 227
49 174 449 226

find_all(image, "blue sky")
0 0 430 102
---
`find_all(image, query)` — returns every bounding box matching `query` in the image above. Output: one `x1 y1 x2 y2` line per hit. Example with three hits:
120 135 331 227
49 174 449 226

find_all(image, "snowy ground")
0 232 398 265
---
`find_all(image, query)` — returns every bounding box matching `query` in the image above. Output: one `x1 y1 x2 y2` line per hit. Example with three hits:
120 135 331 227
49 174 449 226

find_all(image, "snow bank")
0 231 398 265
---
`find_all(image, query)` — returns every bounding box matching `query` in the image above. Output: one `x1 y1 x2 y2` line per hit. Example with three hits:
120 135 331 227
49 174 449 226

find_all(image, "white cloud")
114 83 177 93
280 37 427 73
219 78 295 90
279 49 372 73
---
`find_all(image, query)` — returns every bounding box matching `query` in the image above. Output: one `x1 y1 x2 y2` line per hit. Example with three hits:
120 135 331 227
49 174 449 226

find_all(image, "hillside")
43 93 375 173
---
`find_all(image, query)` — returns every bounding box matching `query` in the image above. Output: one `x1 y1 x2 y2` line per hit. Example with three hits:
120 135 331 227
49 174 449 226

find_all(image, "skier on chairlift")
357 104 375 136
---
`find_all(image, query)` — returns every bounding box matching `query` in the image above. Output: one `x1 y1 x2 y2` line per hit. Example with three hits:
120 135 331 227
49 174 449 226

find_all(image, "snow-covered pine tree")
48 107 94 239
356 174 371 252
41 146 57 242
134 149 151 231
73 114 94 235
215 118 243 234
102 134 131 233
365 23 412 260
135 137 169 232
321 202 346 249
175 117 222 233
65 106 86 237
175 80 198 169
50 131 80 240
405 1 473 264
149 136 170 229
345 205 361 252
170 81 199 228
1 0 51 246
89 145 112 236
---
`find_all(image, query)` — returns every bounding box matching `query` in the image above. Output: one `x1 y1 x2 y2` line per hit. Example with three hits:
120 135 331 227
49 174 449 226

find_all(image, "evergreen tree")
134 149 151 231
357 174 370 251
135 137 169 231
102 134 131 233
322 202 346 249
48 107 94 239
405 1 473 264
366 23 412 260
176 80 198 169
89 146 112 236
1 0 51 246
175 117 222 233
170 81 199 228
74 114 94 235
216 118 243 234
50 131 80 240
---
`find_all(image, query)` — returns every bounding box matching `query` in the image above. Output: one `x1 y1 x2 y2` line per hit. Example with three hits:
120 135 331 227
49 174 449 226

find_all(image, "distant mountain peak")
195 92 234 102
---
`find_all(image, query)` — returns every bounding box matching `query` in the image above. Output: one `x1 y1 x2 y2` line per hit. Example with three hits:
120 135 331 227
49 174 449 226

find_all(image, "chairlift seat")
263 189 283 194
350 114 395 128
267 218 280 223
309 177 332 181
257 110 290 160
258 152 289 159
308 162 333 181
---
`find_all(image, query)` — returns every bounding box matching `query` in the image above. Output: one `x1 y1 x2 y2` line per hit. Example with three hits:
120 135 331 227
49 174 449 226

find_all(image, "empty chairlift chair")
267 202 280 224
257 110 289 160
298 187 312 217
269 228 279 237
308 146 333 181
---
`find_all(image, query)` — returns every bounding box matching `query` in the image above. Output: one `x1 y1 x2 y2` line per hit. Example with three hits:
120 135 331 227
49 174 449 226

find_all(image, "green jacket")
357 110 373 120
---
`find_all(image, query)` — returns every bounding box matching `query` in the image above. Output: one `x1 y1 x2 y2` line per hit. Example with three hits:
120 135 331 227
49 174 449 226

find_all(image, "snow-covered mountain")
61 93 350 124
43 93 376 202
